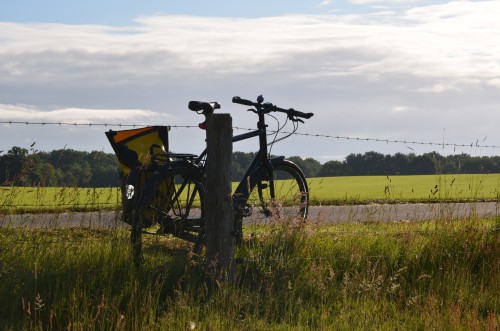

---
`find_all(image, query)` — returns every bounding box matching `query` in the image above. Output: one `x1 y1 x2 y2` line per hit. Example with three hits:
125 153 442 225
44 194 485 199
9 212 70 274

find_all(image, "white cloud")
0 1 498 85
316 0 334 8
487 79 500 89
0 104 168 124
416 83 461 93
392 106 414 112
0 1 499 159
317 154 348 162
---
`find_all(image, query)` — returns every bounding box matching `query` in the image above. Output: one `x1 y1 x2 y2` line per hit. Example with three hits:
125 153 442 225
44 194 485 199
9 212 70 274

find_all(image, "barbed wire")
271 130 500 149
1 120 499 149
0 120 197 129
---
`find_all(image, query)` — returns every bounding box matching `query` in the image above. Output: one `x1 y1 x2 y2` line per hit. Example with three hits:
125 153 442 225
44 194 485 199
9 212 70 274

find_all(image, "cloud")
1 1 498 85
488 79 500 89
416 83 461 93
316 0 334 8
0 103 169 124
392 106 414 113
0 1 499 159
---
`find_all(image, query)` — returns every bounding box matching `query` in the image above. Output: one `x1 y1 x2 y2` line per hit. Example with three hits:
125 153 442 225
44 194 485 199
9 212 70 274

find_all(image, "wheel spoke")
246 160 308 227
130 165 205 265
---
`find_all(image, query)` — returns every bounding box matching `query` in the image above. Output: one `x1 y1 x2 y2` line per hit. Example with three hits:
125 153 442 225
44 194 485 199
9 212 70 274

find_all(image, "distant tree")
488 156 500 173
426 152 445 173
0 147 29 184
304 157 322 177
87 151 121 187
318 160 344 177
363 151 385 175
388 152 409 175
1 146 498 186
410 154 435 175
344 153 364 176
288 156 322 177
31 161 59 186
231 152 256 181
461 157 484 174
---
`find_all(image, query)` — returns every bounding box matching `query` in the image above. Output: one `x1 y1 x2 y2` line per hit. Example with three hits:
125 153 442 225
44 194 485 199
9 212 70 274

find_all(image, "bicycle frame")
122 96 311 255
194 111 282 219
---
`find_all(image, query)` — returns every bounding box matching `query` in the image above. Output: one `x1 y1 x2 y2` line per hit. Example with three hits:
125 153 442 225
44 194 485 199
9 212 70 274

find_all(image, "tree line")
232 151 500 180
0 146 119 187
1 147 499 187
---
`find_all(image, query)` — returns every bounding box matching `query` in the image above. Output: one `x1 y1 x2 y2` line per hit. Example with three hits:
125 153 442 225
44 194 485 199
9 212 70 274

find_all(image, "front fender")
269 156 285 167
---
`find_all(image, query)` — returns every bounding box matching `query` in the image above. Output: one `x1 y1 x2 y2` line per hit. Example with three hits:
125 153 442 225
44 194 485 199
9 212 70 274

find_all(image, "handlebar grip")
188 101 220 114
233 96 314 120
274 106 314 119
232 96 254 106
290 109 314 119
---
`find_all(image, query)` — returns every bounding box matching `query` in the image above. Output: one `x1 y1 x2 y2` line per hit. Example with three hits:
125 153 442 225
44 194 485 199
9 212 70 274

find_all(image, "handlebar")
188 101 221 114
232 96 314 122
232 96 254 107
188 96 314 123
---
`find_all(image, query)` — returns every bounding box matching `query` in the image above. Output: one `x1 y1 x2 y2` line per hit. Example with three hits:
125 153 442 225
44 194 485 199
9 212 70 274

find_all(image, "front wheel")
131 164 205 266
246 160 309 226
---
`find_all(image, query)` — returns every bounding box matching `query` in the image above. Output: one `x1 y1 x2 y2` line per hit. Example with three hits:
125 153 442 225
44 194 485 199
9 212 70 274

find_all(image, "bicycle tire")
131 163 205 266
246 159 308 226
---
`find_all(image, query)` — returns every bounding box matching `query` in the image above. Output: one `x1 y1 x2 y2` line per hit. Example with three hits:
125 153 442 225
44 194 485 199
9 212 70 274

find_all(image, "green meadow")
1 173 498 213
308 173 500 205
0 186 121 214
1 172 498 329
0 217 498 330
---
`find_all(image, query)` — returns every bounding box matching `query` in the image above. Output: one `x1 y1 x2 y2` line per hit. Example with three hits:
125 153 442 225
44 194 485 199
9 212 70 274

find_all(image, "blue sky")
1 0 499 162
2 1 335 24
0 0 433 23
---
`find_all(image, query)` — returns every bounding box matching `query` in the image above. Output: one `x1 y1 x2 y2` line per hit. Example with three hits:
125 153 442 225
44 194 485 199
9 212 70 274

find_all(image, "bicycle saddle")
188 101 221 114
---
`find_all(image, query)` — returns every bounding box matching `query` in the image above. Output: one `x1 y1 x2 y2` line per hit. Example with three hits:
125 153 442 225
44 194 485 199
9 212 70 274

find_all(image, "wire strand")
1 120 499 149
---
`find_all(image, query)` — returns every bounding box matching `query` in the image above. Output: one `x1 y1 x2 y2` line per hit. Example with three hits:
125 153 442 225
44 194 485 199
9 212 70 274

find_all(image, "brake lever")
247 108 258 114
288 115 304 123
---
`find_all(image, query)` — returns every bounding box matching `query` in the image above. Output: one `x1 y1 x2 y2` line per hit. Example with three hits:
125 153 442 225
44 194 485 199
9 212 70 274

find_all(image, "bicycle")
108 95 314 263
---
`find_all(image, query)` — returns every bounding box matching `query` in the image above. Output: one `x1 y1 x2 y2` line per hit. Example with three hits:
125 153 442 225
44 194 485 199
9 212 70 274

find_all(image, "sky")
1 0 499 163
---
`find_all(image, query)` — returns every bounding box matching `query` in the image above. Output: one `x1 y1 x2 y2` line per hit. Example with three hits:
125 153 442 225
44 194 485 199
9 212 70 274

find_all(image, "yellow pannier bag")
106 126 172 226
106 126 170 174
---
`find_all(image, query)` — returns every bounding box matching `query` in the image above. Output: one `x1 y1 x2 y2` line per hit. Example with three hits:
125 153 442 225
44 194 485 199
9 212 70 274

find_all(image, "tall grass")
1 215 498 330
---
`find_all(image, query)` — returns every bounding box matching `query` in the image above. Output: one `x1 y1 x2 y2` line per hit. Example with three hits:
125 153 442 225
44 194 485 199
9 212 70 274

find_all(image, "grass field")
1 173 498 213
1 172 498 328
0 217 498 329
308 173 500 205
0 186 121 214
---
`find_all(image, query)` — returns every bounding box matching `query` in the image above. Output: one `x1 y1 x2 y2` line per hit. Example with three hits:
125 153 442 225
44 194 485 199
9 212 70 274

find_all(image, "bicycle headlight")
126 185 135 199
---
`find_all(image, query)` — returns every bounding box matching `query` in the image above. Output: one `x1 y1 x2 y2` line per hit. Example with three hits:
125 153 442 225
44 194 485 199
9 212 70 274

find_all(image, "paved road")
307 201 498 223
1 202 498 228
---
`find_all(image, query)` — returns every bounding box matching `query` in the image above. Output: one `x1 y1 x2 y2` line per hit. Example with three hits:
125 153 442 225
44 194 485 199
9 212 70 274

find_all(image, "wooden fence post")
204 113 235 280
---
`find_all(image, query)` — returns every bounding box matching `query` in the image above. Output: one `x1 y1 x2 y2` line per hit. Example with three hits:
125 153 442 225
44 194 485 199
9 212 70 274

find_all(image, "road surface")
1 202 498 228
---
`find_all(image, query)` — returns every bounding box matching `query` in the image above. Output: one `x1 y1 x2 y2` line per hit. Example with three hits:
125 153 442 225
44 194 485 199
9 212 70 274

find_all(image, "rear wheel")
131 165 205 266
245 160 308 227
